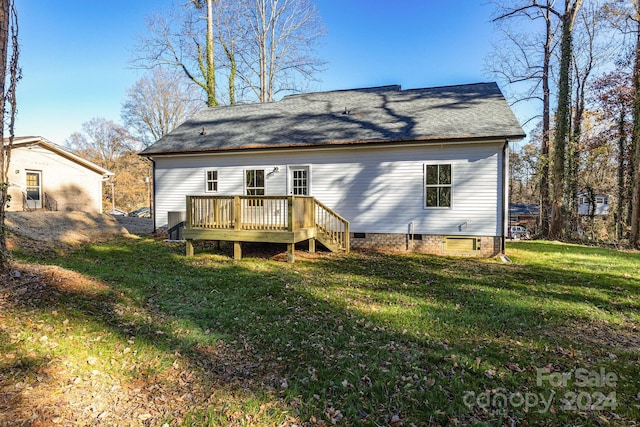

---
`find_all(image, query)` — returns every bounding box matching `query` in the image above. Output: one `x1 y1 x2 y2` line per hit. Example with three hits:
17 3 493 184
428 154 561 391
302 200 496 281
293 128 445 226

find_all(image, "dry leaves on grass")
0 264 299 426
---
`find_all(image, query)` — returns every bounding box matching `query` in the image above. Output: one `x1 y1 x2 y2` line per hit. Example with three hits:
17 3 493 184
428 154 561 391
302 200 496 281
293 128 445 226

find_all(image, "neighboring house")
6 136 113 213
509 203 539 233
140 82 525 257
577 193 610 216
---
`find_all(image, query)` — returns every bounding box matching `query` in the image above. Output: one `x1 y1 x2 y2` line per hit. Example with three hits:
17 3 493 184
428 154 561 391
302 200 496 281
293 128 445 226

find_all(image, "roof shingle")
140 82 525 155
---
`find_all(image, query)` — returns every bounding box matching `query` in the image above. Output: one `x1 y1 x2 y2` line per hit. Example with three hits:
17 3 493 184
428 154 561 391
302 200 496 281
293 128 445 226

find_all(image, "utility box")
167 211 186 241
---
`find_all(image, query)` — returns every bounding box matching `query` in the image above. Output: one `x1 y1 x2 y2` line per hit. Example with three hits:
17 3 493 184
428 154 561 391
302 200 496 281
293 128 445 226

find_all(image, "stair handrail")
313 198 350 253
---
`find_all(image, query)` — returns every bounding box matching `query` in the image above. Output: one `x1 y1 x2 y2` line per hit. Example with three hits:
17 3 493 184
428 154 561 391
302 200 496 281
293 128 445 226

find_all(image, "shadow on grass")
6 238 640 425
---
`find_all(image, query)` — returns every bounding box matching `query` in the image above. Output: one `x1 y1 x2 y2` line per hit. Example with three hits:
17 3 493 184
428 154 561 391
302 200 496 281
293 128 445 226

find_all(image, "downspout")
147 157 157 233
501 140 509 255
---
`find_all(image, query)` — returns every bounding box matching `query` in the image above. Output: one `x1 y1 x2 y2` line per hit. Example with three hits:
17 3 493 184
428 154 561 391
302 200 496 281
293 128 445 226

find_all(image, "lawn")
1 239 639 426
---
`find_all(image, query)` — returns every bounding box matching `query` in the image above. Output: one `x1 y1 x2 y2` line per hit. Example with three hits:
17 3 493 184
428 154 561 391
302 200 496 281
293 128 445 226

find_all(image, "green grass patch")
3 239 639 426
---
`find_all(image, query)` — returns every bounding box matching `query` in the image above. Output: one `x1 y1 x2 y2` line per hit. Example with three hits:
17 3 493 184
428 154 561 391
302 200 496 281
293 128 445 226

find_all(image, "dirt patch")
5 212 153 251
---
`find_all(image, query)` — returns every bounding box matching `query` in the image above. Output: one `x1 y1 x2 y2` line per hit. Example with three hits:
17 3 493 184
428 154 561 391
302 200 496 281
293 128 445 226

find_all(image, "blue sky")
14 1 529 145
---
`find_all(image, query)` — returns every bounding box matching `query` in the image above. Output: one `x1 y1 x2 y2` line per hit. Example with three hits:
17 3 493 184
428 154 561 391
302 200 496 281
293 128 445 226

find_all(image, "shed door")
26 170 42 209
289 166 309 196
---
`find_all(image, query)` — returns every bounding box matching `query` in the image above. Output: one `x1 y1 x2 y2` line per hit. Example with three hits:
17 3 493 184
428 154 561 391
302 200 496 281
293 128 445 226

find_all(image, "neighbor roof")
140 82 525 156
7 136 113 177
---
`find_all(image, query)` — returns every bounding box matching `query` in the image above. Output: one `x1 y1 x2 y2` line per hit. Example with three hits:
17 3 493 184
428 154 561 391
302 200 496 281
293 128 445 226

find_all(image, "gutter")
147 157 157 233
141 135 526 158
501 140 509 255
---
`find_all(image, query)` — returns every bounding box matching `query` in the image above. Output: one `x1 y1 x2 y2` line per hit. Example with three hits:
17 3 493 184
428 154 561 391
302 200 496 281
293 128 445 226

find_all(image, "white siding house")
6 136 113 213
577 193 610 216
142 83 525 256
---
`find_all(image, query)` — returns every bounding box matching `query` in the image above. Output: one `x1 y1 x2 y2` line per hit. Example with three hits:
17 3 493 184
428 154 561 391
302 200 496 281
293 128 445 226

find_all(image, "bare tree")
122 67 204 147
65 118 136 172
489 0 558 238
630 0 640 248
239 0 326 102
0 0 19 271
548 0 584 240
566 1 616 235
135 1 218 107
134 0 325 105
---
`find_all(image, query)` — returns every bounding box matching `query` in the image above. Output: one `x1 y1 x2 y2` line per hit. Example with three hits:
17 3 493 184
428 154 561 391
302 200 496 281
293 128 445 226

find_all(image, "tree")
564 1 615 236
121 67 204 147
489 0 558 238
0 0 19 271
135 0 218 107
630 0 640 248
239 0 326 102
66 118 136 172
66 118 150 212
134 0 325 105
591 69 633 240
549 0 583 240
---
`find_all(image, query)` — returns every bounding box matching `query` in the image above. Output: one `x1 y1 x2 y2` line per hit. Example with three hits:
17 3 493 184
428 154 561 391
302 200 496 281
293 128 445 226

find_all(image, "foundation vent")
443 236 481 255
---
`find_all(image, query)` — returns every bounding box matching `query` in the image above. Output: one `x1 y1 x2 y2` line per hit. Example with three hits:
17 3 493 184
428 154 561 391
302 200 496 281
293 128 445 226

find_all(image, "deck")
184 195 349 262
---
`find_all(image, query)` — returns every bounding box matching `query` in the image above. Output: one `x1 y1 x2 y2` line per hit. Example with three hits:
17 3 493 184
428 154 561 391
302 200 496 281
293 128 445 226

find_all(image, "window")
245 169 265 196
425 164 451 208
205 170 218 192
245 169 265 206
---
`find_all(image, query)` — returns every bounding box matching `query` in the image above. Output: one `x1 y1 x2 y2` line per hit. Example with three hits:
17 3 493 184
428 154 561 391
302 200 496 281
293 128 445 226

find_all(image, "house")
140 82 525 258
6 136 113 213
577 193 610 216
509 203 539 234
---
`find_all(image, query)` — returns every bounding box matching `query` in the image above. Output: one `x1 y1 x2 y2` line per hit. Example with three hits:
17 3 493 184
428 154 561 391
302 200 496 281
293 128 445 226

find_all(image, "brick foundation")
350 233 502 257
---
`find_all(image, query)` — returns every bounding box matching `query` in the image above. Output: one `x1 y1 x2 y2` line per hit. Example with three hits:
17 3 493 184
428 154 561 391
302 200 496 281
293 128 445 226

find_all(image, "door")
289 166 309 196
26 170 42 209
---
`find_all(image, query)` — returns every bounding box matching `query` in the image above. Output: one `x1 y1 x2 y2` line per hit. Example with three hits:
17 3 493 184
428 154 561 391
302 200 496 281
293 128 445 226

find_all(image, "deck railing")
187 195 314 232
186 195 349 252
314 198 350 252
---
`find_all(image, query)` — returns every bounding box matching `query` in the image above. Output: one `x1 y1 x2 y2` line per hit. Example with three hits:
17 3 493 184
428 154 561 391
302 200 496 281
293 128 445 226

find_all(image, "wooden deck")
184 195 349 262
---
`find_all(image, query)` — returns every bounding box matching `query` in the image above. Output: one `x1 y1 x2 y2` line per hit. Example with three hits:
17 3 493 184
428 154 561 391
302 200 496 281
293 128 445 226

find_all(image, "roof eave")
140 133 526 157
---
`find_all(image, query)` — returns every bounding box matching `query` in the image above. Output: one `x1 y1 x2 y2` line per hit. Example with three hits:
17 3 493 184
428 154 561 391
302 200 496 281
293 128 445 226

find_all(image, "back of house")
141 82 525 257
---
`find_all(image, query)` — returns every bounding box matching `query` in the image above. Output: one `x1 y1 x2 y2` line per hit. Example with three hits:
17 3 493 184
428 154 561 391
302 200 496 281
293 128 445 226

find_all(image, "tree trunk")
630 12 640 248
617 109 627 241
539 4 553 239
550 0 582 240
0 0 10 271
222 40 236 105
205 0 217 107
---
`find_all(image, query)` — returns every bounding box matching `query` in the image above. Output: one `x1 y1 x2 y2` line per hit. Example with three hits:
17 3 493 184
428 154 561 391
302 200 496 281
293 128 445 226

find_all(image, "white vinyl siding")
152 141 504 236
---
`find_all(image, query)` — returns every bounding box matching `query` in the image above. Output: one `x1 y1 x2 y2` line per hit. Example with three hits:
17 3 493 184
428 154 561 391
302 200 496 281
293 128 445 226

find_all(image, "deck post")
233 196 242 230
308 238 315 253
287 197 294 231
233 196 242 260
287 243 295 263
186 239 194 256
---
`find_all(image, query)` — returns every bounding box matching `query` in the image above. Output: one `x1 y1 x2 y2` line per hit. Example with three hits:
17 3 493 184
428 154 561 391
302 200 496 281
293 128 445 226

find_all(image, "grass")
2 238 639 426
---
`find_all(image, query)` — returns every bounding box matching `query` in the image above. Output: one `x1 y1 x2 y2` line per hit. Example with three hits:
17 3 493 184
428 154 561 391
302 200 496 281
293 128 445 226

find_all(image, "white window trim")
423 163 453 209
204 169 218 193
244 168 267 196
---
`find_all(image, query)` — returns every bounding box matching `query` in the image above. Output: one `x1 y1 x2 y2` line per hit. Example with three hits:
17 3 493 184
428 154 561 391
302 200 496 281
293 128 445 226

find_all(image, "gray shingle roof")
140 82 525 155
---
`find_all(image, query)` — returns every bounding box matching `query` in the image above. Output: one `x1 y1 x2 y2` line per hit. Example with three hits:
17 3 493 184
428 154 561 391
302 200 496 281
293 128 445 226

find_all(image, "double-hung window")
205 170 218 192
245 169 265 206
425 164 452 208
